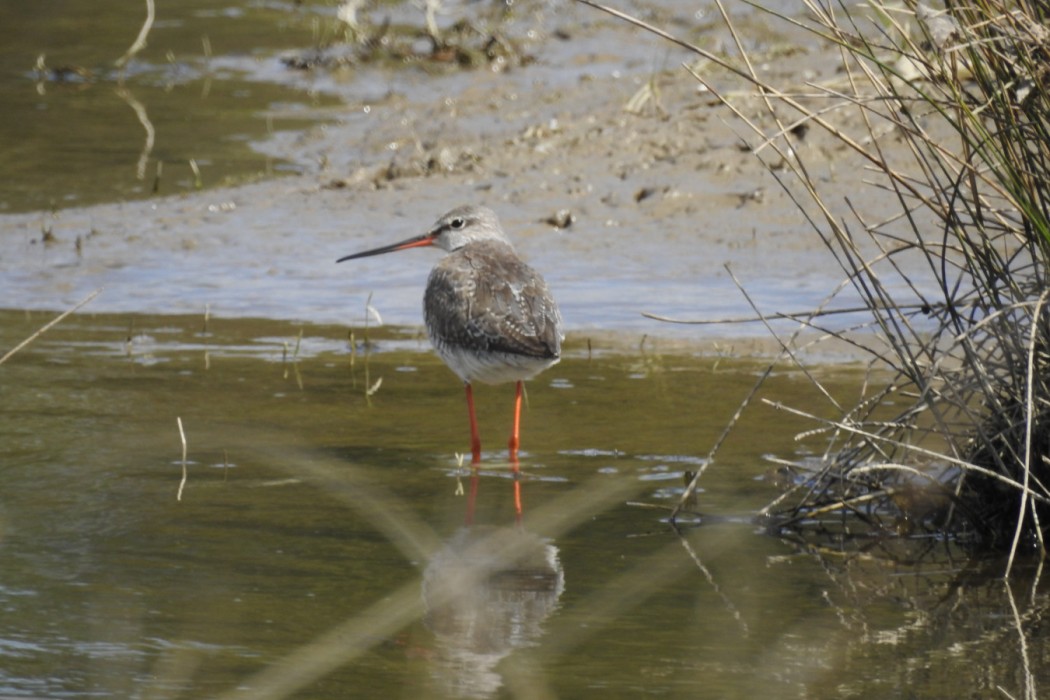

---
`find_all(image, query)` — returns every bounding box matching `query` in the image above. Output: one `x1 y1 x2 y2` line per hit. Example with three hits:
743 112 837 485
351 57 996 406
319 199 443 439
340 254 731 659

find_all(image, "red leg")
511 453 523 523
509 381 524 521
464 468 480 527
465 382 482 464
508 380 523 459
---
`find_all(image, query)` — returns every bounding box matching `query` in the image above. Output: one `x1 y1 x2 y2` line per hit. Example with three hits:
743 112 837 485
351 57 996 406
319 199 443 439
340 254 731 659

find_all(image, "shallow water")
0 2 352 213
1 310 1047 699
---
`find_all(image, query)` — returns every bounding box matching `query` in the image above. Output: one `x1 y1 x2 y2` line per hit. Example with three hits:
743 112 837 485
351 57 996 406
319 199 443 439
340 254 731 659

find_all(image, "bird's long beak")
336 232 436 263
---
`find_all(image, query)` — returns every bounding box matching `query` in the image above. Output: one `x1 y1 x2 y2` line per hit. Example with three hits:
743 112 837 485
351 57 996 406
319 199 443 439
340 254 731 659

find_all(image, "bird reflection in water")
422 465 564 698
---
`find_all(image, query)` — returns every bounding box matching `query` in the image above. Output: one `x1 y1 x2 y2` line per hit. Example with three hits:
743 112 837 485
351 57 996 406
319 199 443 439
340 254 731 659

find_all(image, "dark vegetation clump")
599 0 1050 567
772 0 1050 560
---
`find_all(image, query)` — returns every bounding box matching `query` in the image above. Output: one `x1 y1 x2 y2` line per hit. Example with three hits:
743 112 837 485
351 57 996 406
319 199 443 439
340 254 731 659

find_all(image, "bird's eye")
450 217 465 229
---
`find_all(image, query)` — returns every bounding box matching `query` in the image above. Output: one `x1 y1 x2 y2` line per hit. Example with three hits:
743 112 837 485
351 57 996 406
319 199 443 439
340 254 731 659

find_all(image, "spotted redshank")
337 205 563 464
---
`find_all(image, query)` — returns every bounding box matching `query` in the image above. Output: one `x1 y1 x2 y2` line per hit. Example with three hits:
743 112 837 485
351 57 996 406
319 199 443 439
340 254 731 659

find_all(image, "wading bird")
338 205 563 464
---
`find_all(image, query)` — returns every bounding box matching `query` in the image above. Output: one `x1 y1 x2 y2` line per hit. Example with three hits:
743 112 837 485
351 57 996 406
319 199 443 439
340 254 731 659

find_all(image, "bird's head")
337 205 511 263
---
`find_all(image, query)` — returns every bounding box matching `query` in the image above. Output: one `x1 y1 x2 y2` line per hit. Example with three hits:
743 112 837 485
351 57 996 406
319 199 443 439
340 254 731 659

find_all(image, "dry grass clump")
754 0 1050 564
579 0 1050 567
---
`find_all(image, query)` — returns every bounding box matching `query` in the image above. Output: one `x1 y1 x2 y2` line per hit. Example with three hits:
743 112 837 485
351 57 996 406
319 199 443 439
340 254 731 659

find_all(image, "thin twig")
1002 576 1038 700
176 417 188 502
1006 290 1049 576
0 288 104 366
671 264 844 522
642 302 938 325
115 87 155 180
116 0 155 72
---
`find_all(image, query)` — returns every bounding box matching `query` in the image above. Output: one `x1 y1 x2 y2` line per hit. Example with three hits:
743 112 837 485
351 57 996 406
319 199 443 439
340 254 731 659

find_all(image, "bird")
337 205 563 465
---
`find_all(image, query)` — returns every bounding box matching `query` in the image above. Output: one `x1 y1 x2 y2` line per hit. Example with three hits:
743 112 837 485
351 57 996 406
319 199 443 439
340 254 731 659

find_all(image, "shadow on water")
1 309 1049 698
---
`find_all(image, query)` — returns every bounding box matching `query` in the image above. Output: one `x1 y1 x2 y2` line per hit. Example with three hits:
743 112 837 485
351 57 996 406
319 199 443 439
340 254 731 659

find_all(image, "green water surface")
0 310 1044 698
0 1 339 213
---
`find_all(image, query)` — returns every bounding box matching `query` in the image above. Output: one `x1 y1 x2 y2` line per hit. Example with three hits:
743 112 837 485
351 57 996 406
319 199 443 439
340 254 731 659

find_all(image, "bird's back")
424 239 562 385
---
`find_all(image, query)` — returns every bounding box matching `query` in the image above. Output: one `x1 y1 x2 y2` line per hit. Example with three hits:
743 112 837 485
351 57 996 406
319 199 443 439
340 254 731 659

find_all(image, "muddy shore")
0 2 893 355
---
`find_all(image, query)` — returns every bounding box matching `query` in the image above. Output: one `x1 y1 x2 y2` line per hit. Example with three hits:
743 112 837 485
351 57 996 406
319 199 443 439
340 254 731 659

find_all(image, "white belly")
435 344 560 385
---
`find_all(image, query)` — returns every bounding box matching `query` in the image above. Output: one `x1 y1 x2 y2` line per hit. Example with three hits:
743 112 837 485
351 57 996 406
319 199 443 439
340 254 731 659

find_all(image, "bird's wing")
425 242 562 360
